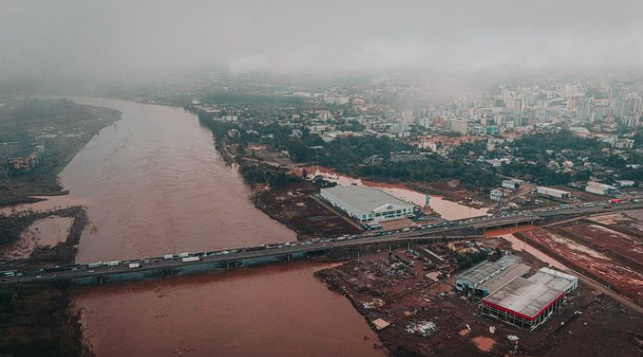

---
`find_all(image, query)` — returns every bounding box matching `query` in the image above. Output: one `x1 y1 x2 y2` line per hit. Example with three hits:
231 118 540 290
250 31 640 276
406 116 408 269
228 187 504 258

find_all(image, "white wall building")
320 186 414 223
537 186 570 199
585 182 616 195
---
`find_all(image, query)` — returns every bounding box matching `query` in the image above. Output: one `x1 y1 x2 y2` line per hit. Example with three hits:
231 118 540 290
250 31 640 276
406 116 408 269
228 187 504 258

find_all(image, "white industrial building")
585 182 617 196
502 179 523 190
480 268 578 330
536 186 570 199
616 180 635 187
320 186 414 223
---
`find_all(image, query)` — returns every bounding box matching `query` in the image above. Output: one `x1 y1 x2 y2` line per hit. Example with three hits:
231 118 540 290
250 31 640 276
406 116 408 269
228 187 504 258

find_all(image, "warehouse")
536 186 570 199
455 255 523 295
585 182 617 196
320 186 414 223
480 268 578 330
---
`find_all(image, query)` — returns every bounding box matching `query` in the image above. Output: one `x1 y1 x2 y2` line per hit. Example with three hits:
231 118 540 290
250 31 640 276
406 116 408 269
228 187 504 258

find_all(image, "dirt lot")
558 221 643 272
317 240 643 357
517 228 643 307
253 181 361 240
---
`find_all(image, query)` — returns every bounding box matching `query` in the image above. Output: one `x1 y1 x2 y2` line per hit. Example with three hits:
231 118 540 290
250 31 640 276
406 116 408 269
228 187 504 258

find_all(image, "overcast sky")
1 0 642 79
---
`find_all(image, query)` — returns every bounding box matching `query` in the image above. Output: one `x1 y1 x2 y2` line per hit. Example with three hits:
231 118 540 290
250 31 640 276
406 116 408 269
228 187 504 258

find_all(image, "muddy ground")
558 221 643 273
316 242 643 357
0 283 90 357
253 181 361 240
0 206 90 357
0 206 87 271
517 228 643 308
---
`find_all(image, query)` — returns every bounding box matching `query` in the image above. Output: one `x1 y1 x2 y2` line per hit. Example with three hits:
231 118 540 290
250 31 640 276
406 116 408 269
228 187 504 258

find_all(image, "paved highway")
2 200 642 285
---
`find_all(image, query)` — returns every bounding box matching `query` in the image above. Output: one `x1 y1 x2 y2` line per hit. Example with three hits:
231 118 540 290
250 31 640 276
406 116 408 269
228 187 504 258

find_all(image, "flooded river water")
15 98 384 357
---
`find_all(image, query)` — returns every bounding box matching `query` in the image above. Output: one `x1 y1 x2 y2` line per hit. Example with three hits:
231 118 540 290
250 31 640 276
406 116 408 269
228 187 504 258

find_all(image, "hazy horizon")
2 0 643 82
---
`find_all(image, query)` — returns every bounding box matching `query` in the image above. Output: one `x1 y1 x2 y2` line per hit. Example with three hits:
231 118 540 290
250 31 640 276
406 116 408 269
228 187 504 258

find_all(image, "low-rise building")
585 182 617 195
489 189 506 201
320 186 414 223
616 180 635 187
6 146 44 175
536 186 570 199
455 255 522 294
480 268 578 330
502 179 523 190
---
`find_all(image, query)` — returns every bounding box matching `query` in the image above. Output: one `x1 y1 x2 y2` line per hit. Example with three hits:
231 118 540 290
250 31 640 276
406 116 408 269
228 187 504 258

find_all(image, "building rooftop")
537 186 570 194
529 268 578 292
456 255 521 287
320 186 413 213
477 263 531 295
371 318 390 331
483 277 564 320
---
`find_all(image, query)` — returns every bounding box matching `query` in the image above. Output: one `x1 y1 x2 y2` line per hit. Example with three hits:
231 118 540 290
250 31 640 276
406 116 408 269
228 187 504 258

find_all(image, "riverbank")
252 181 361 240
0 205 90 357
0 206 87 269
0 283 90 357
198 116 361 239
0 99 121 208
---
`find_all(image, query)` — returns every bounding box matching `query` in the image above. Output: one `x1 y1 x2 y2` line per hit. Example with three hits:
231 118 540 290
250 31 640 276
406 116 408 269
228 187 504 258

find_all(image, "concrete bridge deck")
2 201 642 285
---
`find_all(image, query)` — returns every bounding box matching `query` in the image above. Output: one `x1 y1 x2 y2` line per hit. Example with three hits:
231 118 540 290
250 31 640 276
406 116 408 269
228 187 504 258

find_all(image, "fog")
1 0 642 80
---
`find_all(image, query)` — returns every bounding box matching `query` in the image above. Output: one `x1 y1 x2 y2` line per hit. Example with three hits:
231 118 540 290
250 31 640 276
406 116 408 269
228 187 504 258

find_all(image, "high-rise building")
578 97 592 121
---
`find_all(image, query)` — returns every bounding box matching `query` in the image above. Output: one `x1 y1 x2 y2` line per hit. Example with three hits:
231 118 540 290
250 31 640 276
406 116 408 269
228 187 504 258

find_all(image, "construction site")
316 210 643 356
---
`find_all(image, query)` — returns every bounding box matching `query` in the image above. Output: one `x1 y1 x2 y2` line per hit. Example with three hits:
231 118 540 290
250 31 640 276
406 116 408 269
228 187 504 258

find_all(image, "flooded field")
1 215 74 260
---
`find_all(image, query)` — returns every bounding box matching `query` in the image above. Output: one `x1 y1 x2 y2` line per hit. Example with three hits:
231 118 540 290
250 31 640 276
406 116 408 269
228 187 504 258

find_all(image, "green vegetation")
240 163 302 188
499 130 640 185
0 99 121 205
201 118 499 190
510 130 609 162
358 160 497 190
500 162 581 185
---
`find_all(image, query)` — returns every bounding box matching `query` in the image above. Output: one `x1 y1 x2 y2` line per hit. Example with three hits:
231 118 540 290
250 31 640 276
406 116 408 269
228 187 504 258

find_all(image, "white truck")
182 256 200 263
128 263 140 269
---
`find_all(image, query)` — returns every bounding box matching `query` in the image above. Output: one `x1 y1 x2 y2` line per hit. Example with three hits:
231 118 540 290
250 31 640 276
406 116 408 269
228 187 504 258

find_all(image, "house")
7 146 44 174
489 189 506 201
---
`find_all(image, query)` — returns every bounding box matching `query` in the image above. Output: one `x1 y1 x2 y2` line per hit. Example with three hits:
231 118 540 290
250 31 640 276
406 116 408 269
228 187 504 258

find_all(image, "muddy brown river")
21 98 385 357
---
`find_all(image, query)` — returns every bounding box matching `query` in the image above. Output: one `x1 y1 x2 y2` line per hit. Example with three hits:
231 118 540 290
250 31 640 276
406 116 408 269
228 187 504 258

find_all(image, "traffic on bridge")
3 199 642 285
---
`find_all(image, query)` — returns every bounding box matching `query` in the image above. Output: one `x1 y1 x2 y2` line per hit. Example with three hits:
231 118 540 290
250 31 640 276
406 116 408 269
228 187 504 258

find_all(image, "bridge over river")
3 201 642 285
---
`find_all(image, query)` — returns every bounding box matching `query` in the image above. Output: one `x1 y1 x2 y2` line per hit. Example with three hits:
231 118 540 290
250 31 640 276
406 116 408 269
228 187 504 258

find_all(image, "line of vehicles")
4 198 640 281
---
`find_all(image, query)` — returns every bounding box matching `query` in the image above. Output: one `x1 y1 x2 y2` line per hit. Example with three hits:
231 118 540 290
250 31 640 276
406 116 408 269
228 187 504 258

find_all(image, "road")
3 201 643 285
